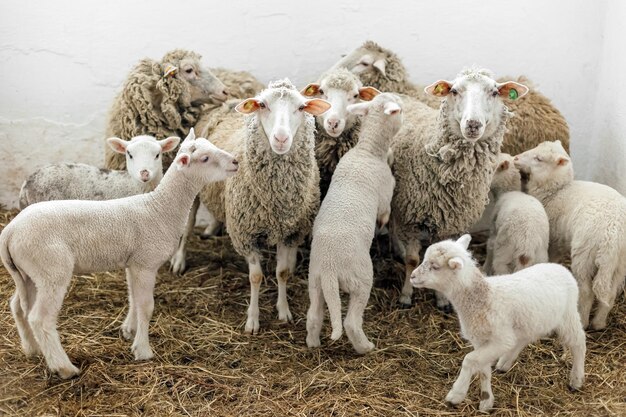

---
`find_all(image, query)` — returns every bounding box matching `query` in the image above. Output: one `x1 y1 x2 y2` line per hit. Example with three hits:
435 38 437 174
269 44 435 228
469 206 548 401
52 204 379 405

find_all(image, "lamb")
306 92 402 354
332 40 570 155
483 153 549 275
201 79 330 334
0 129 238 378
300 68 380 197
391 67 529 308
18 135 179 208
410 235 586 412
514 140 626 330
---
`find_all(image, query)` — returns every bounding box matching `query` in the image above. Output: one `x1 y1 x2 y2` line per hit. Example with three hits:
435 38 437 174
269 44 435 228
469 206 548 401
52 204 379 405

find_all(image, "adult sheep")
391 67 529 308
331 40 569 156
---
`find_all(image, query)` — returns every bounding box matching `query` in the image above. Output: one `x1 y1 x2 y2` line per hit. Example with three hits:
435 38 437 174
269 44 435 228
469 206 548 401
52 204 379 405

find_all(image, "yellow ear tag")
306 86 317 96
434 83 446 95
163 65 177 78
244 100 256 111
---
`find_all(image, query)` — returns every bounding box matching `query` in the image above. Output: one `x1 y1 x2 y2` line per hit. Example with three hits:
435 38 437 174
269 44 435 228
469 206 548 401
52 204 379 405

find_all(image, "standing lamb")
411 235 586 412
306 92 402 354
19 135 179 208
300 68 380 198
483 153 549 275
331 40 569 155
514 140 626 330
0 130 238 378
202 79 330 334
391 67 529 308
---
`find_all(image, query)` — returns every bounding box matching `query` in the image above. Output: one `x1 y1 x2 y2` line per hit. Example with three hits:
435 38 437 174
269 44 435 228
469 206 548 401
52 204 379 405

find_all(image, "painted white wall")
0 0 623 215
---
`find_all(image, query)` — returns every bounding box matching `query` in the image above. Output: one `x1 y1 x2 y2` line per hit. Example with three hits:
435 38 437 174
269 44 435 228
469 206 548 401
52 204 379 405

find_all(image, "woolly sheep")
514 140 626 330
306 93 402 354
0 130 238 379
391 67 529 308
332 40 570 155
300 68 380 198
19 135 179 208
202 79 330 334
411 235 586 412
483 153 549 275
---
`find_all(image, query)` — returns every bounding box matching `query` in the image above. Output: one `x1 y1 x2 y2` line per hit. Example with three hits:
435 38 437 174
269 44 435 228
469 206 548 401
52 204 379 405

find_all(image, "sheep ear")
448 257 464 270
301 83 321 97
174 153 190 170
235 99 261 114
556 157 570 166
183 128 196 143
497 81 529 100
456 234 472 250
159 136 181 153
163 64 178 78
346 102 370 116
359 86 381 101
106 137 128 154
303 99 331 116
384 102 402 115
425 80 453 97
373 59 386 77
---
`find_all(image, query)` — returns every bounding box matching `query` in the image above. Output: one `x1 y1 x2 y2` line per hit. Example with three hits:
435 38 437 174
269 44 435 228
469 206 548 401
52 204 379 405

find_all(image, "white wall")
0 0 623 212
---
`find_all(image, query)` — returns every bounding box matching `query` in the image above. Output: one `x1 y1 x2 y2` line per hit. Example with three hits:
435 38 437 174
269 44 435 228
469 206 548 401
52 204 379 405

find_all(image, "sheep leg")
478 364 495 411
128 267 157 361
496 340 527 372
306 274 325 348
200 209 222 239
121 268 137 340
344 278 374 354
445 342 508 407
400 240 421 306
170 196 200 275
590 263 625 330
276 244 297 322
571 254 595 328
483 235 495 275
10 291 40 357
245 252 263 335
28 279 79 379
557 307 587 390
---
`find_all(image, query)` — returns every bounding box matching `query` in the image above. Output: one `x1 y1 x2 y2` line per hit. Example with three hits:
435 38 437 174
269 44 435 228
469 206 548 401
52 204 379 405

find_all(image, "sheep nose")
513 156 519 161
467 120 483 131
232 159 238 166
140 170 150 182
327 118 340 129
274 134 289 144
223 90 229 96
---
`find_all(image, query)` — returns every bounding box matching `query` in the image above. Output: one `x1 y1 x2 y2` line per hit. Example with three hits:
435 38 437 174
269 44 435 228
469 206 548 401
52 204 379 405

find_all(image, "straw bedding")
0 208 624 416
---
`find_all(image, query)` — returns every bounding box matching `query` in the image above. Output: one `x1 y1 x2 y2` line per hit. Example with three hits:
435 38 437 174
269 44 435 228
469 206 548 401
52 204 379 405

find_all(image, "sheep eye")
259 102 266 109
492 90 498 97
185 68 193 74
128 152 133 159
201 155 209 163
319 89 324 95
298 104 305 111
353 94 358 99
431 263 440 270
360 62 369 66
451 89 458 96
155 153 160 159
534 155 542 162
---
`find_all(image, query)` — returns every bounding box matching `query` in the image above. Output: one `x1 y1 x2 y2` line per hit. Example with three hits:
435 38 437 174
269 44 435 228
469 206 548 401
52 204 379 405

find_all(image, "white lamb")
514 140 626 329
0 129 238 379
18 135 180 208
306 92 402 354
411 235 586 412
483 153 549 275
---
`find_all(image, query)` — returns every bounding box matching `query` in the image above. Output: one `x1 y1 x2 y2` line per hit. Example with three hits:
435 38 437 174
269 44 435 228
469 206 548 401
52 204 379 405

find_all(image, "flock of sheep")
1 41 625 412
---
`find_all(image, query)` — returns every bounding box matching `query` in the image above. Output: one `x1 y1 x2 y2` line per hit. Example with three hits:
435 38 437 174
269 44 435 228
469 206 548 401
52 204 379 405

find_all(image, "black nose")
232 159 238 165
467 120 483 130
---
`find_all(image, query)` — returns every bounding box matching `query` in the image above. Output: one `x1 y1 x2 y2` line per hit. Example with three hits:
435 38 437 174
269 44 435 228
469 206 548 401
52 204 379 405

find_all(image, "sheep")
410 235 586 412
306 92 402 354
0 129 238 379
483 153 549 275
200 79 330 334
390 67 529 309
514 140 626 330
300 68 380 198
332 40 570 155
18 135 179 208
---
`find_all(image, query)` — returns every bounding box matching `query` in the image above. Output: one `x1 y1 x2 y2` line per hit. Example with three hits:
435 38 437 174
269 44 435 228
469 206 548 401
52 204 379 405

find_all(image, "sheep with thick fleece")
300 68 380 198
411 235 586 412
306 93 402 354
514 140 626 330
391 67 528 308
19 135 179 208
0 130 238 378
483 153 549 275
202 79 330 334
332 40 570 155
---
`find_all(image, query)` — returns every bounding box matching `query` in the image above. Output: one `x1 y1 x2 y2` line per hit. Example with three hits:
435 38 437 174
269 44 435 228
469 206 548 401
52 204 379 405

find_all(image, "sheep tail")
321 272 343 341
0 230 29 313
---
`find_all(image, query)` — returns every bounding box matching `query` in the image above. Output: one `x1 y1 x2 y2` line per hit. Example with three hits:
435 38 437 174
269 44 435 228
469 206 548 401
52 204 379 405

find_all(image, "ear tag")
163 65 177 78
306 86 317 96
434 83 446 95
508 88 519 100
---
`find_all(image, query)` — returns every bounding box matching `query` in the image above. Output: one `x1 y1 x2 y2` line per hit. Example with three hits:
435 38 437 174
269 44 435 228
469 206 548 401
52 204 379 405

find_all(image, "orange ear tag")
244 100 256 111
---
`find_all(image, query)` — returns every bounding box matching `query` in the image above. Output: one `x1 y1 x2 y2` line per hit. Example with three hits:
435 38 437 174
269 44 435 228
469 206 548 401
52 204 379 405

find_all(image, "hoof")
56 364 80 380
445 401 458 409
245 318 260 335
437 303 454 314
354 341 375 354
